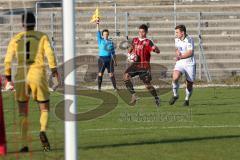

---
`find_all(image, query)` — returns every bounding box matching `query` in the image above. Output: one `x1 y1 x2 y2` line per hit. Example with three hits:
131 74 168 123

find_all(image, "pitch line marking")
82 125 240 132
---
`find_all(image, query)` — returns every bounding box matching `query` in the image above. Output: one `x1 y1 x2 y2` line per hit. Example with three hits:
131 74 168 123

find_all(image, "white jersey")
175 35 195 66
174 35 196 82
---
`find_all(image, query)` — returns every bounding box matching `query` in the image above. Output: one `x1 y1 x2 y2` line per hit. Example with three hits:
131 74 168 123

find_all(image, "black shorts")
125 64 152 83
98 57 114 74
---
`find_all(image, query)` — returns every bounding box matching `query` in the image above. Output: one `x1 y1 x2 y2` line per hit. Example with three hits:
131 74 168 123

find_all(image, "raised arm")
96 18 102 45
97 19 100 31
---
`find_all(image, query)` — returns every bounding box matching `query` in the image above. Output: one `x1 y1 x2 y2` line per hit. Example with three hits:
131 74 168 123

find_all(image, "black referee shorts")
98 57 114 74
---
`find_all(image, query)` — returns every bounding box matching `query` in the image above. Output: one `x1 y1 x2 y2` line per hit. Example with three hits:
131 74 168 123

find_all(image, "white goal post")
63 0 78 160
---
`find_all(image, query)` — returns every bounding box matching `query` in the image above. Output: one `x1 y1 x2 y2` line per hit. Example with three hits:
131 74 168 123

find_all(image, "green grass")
1 87 240 160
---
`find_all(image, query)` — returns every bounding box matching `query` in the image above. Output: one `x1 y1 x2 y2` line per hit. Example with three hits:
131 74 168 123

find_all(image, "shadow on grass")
81 135 240 150
7 147 64 154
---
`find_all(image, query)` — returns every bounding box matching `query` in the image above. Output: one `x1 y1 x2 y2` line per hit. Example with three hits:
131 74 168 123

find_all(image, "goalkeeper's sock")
40 111 48 132
172 82 179 97
19 115 28 147
185 88 193 101
98 76 103 91
110 75 117 89
124 79 135 94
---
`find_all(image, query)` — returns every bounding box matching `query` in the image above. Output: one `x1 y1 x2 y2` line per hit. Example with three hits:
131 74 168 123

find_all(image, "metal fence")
0 2 240 82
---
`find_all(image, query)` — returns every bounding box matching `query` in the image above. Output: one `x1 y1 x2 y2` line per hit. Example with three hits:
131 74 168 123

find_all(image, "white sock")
185 88 193 101
172 82 179 97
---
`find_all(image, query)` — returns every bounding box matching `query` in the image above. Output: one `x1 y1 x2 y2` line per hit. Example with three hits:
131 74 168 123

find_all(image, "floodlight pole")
63 0 78 160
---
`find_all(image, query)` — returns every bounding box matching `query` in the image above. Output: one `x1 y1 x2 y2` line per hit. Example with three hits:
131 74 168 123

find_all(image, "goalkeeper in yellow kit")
4 12 60 152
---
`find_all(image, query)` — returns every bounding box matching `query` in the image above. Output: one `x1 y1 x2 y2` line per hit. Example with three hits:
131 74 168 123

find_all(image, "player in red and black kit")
124 24 161 107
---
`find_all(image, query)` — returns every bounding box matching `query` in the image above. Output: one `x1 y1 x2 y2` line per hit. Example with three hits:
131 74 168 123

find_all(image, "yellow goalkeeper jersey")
4 30 57 82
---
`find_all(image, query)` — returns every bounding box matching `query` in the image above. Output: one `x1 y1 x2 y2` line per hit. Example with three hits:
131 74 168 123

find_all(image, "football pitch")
1 87 240 160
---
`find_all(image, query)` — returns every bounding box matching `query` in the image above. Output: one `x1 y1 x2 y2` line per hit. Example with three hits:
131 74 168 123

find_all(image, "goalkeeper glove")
50 69 61 91
4 76 14 91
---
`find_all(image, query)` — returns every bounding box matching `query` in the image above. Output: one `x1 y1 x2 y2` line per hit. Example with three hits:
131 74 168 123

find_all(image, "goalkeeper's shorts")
14 78 50 103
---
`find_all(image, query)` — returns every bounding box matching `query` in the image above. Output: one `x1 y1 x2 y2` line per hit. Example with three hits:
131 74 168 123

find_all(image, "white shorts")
174 62 196 82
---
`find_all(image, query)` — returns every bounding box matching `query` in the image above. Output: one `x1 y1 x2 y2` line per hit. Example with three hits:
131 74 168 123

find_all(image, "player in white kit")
169 25 196 106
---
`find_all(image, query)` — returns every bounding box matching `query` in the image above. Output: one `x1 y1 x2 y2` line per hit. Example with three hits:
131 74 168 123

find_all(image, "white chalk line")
81 125 240 132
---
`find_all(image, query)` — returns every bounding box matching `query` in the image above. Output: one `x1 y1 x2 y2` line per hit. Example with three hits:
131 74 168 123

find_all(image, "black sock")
110 76 117 89
124 80 135 94
147 85 158 98
98 76 103 90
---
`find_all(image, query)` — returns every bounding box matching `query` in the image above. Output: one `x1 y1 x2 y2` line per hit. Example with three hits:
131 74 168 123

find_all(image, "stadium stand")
0 0 240 84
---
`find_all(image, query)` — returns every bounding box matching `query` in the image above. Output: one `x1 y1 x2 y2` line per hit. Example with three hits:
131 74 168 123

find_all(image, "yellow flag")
90 7 100 23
